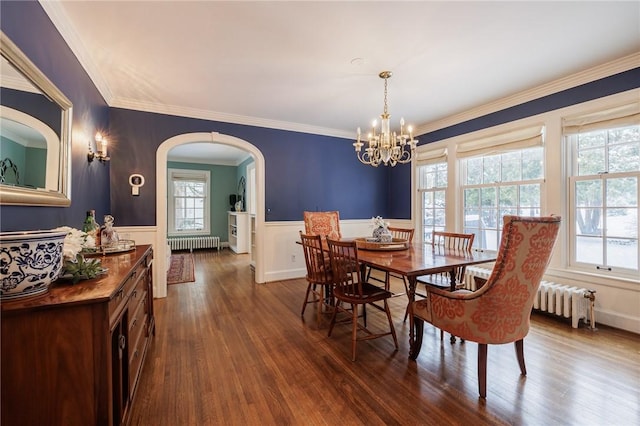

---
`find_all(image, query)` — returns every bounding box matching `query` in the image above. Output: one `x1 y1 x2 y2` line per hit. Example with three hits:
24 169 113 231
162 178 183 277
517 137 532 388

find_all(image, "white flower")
54 226 96 260
371 216 389 229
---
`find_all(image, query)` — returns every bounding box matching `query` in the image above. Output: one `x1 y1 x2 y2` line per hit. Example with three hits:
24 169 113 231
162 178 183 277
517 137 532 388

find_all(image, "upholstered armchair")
303 211 342 240
410 215 561 398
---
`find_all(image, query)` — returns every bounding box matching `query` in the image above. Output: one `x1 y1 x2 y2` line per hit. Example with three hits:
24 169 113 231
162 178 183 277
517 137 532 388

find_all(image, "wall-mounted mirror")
0 30 72 206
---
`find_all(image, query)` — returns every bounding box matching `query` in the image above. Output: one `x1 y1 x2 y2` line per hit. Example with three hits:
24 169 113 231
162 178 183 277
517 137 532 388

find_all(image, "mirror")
0 30 72 206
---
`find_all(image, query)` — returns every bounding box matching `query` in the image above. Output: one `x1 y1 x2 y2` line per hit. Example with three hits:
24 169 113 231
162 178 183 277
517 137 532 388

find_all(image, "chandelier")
353 71 418 167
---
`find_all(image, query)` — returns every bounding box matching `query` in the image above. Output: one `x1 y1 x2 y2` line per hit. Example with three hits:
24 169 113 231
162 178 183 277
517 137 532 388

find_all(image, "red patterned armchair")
303 211 342 241
410 215 561 398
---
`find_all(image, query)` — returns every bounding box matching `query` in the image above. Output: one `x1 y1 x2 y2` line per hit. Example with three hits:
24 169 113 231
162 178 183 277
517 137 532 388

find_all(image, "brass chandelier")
353 71 418 167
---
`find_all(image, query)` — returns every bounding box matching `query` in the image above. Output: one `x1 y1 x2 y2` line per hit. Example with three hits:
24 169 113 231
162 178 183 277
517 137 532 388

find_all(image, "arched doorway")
155 132 265 298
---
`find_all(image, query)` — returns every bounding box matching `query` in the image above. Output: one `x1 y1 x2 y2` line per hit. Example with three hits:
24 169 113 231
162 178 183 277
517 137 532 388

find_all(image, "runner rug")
167 253 195 285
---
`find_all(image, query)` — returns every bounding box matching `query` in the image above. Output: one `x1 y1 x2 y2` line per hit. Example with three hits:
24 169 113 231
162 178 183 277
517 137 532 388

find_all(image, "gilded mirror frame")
0 30 72 206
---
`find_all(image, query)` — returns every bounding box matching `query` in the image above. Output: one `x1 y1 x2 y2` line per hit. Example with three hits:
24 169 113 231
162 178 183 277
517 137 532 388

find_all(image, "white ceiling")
41 1 640 163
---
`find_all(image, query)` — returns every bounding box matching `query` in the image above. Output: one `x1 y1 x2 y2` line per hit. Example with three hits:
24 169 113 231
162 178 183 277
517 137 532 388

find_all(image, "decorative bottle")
82 210 101 247
101 215 120 248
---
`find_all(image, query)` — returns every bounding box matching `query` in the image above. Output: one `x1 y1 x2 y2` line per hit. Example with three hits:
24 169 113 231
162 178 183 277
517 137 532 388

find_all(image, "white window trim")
167 168 210 236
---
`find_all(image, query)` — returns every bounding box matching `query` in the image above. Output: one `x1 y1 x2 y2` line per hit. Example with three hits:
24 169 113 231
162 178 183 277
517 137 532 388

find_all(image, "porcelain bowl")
0 230 67 300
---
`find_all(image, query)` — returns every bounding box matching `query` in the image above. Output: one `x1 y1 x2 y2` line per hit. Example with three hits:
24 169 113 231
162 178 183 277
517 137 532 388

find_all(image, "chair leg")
301 282 313 317
383 300 399 350
316 286 322 325
409 317 424 359
351 303 358 361
478 343 488 398
515 339 527 375
327 301 340 337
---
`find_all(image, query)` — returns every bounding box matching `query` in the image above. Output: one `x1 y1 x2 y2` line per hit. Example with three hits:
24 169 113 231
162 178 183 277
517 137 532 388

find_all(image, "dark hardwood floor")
128 249 640 425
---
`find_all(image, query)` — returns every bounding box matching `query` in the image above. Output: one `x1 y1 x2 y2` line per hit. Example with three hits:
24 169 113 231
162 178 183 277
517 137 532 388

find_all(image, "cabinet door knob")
118 334 126 350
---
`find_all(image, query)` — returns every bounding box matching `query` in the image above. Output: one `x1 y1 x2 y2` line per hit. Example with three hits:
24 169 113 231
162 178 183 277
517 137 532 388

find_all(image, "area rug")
167 253 195 285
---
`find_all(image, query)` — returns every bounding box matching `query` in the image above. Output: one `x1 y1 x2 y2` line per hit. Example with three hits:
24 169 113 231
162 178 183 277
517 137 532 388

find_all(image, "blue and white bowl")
0 230 67 300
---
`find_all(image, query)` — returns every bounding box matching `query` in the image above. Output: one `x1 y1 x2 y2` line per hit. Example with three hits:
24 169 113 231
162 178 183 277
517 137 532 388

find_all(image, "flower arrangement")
54 226 102 284
371 216 389 229
55 226 96 260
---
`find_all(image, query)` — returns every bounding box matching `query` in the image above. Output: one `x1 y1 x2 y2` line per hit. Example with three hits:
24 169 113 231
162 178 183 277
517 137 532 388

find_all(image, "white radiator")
464 266 596 329
168 236 220 252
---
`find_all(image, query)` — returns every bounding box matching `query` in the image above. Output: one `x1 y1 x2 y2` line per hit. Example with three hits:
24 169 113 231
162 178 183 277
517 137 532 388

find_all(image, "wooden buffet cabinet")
1 245 155 426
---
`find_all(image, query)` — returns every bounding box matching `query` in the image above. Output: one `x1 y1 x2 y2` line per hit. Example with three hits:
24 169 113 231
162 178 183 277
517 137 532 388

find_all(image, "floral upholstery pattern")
413 215 561 344
303 211 342 241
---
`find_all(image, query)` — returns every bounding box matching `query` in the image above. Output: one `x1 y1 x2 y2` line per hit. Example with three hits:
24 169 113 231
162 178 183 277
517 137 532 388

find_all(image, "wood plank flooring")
128 249 640 425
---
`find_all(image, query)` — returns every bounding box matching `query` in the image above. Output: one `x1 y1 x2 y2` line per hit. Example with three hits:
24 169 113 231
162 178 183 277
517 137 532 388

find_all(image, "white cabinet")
228 212 249 253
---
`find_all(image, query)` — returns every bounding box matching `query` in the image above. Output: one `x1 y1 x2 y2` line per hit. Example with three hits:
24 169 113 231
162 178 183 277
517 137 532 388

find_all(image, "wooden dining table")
353 241 497 353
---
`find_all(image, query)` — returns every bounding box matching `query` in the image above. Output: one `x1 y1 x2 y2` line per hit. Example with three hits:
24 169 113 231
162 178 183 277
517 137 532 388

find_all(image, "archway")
155 132 266 298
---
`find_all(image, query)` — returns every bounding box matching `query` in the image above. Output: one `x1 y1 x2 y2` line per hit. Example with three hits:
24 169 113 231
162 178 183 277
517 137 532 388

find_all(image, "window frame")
566 123 639 278
167 168 211 236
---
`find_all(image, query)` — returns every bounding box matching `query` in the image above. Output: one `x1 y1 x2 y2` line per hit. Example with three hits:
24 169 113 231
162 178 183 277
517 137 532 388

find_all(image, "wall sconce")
87 132 110 163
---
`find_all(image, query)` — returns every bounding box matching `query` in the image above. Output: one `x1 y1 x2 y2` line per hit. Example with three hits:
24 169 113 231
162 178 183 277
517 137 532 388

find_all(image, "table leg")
407 275 417 356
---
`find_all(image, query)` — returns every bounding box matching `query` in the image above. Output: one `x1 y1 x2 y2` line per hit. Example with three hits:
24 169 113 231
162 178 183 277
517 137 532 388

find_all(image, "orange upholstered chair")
410 215 561 398
303 211 342 240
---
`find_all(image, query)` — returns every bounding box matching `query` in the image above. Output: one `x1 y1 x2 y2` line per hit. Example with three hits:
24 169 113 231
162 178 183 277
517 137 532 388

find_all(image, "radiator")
464 266 596 329
168 236 220 252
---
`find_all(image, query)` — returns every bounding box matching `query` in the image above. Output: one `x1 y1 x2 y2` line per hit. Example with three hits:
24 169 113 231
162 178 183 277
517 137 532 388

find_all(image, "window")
418 161 447 242
567 113 639 275
459 125 545 250
168 168 210 235
417 148 447 242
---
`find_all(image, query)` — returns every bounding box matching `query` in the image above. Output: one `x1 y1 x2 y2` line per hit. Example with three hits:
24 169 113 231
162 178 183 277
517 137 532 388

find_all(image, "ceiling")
41 1 640 164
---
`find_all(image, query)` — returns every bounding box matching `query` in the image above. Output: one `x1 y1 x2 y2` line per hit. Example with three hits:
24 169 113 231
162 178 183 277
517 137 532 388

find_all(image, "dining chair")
414 231 475 338
411 215 562 398
326 238 398 361
303 211 342 240
299 232 335 325
366 226 414 292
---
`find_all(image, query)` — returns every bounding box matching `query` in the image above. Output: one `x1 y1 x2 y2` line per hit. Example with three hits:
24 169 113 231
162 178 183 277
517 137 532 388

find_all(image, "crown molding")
111 96 353 139
39 0 114 104
415 52 640 136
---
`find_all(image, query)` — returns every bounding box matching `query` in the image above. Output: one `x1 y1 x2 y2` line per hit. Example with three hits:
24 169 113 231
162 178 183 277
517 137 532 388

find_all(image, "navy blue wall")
108 108 391 224
418 69 640 143
0 1 110 232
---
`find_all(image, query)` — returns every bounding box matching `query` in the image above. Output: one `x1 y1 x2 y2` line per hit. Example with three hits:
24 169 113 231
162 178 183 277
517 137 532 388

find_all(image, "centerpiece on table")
55 226 105 284
371 216 393 243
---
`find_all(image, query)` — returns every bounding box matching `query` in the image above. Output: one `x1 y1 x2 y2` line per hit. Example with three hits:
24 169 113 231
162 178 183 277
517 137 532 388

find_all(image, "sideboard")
1 244 155 426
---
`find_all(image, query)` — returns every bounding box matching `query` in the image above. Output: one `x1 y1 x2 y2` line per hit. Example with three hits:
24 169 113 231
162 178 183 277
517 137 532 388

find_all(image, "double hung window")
565 103 639 275
459 126 545 250
168 168 210 235
417 149 447 242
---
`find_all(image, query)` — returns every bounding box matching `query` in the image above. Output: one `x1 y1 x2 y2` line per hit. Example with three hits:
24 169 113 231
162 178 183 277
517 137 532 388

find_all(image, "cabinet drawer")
108 261 146 325
128 324 148 394
128 291 147 348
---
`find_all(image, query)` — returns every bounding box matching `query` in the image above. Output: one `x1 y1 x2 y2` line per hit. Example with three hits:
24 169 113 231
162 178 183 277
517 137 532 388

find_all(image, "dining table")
353 241 497 354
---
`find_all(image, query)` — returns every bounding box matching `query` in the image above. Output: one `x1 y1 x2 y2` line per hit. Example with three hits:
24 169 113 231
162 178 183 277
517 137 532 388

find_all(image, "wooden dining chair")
411 215 561 398
366 226 415 293
326 238 398 361
417 231 475 291
303 211 342 240
299 232 335 325
415 231 475 339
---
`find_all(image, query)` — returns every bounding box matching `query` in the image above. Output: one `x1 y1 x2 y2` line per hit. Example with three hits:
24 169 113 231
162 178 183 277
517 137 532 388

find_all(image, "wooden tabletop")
356 242 496 278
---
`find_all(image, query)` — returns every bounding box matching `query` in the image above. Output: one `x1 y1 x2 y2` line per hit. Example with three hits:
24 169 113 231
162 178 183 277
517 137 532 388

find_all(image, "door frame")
155 132 266 297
